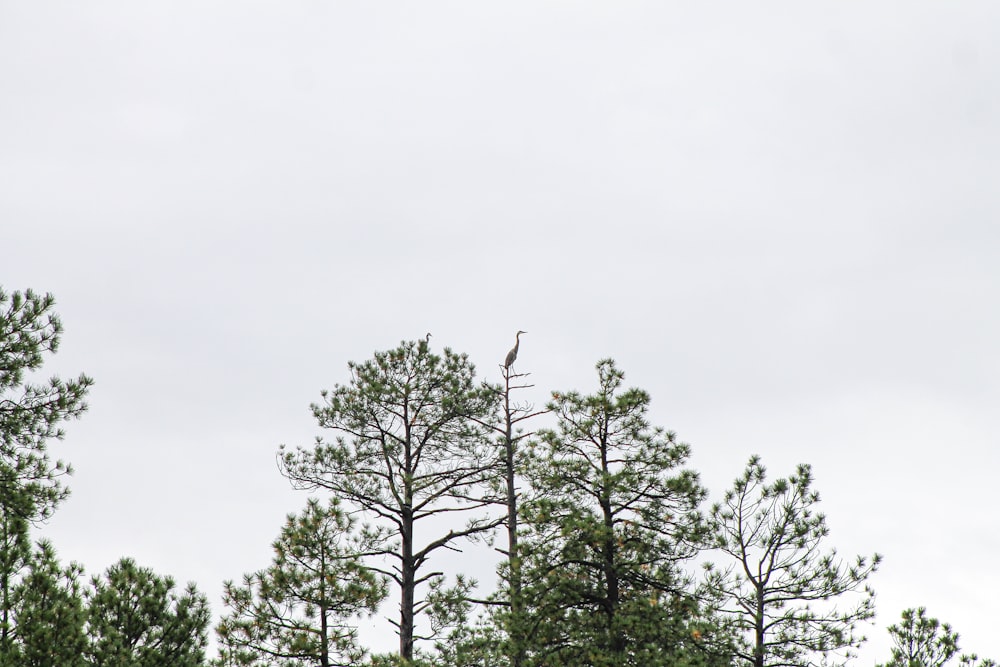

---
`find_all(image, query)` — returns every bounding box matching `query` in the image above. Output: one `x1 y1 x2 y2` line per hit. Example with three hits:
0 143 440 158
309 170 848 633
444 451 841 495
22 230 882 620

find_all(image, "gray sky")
2 1 999 661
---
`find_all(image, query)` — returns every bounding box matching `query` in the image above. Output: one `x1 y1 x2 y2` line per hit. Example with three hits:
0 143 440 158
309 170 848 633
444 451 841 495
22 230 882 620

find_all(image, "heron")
425 332 432 343
504 331 527 369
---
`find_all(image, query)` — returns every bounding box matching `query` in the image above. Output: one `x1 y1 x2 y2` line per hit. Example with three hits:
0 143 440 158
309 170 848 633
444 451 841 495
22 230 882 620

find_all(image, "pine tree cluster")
2 288 994 667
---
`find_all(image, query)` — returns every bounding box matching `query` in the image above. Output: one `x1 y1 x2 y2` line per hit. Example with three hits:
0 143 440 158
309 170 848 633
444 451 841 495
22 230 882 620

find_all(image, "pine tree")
518 359 712 666
0 479 31 662
279 338 501 664
215 498 387 667
878 607 997 667
960 656 999 667
0 288 91 660
10 539 87 667
433 359 547 667
705 456 880 667
0 288 92 522
879 607 959 667
86 558 210 667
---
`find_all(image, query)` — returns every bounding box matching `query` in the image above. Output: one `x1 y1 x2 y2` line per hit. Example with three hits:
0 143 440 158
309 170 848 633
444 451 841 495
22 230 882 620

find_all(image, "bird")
425 332 432 343
504 331 527 369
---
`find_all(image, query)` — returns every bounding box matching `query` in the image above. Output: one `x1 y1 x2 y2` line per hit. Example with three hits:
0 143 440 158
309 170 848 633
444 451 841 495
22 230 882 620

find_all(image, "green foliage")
86 558 210 667
483 361 547 667
705 456 880 667
515 359 715 667
0 289 209 667
432 615 508 667
0 288 91 661
279 338 500 662
367 651 437 667
960 655 999 667
215 498 387 667
879 607 959 667
10 539 87 667
878 607 996 667
0 483 32 658
0 287 93 522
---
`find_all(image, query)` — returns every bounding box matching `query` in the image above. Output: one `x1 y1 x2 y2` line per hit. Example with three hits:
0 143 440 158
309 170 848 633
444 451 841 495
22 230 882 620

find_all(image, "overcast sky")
2 1 999 662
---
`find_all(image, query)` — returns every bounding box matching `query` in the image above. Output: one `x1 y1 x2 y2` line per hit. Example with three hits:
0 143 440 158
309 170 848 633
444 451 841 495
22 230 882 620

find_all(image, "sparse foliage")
705 456 880 667
878 607 996 667
879 607 959 667
279 338 500 663
455 360 547 667
960 655 999 667
215 498 387 667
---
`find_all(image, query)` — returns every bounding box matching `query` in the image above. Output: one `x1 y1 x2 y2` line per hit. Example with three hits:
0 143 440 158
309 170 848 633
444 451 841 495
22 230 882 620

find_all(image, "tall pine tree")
434 359 547 667
279 338 500 664
0 288 91 661
705 456 880 667
518 359 713 667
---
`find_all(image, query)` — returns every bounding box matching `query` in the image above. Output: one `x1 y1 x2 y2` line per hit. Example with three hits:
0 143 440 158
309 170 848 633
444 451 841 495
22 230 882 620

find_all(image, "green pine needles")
6 291 991 667
705 456 881 667
216 498 387 667
1 287 211 666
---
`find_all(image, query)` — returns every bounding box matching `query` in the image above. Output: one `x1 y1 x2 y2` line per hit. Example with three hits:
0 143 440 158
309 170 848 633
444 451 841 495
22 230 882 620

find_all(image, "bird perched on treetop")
505 331 527 369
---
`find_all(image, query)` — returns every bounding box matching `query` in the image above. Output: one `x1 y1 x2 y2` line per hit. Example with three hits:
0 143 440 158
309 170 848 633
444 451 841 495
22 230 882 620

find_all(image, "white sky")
2 1 998 662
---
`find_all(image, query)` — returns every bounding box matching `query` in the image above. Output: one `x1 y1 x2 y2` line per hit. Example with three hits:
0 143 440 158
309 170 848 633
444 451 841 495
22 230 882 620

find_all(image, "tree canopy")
705 456 880 667
0 287 208 667
279 338 501 663
216 498 387 667
515 359 715 667
12 290 976 666
879 607 997 667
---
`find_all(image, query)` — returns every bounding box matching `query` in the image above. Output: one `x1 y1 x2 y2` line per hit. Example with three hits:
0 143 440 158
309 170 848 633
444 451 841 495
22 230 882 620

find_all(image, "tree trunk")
599 434 624 658
503 373 524 667
400 506 415 662
319 603 330 667
0 515 12 656
755 584 766 667
0 567 8 654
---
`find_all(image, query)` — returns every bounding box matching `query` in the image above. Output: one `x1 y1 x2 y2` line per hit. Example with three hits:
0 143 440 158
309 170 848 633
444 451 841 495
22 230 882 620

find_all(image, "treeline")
1 287 995 667
217 340 878 667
